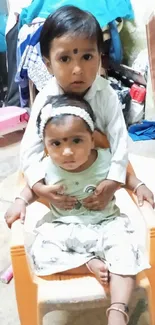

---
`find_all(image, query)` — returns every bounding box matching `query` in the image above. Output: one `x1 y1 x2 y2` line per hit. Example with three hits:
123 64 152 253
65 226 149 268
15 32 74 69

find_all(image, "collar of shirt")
49 75 105 100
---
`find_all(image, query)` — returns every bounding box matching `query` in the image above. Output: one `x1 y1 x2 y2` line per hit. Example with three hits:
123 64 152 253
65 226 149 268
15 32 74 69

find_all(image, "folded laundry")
128 120 155 141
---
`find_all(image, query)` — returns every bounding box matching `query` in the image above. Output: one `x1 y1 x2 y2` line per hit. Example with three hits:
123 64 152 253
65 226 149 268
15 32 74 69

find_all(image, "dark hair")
37 94 96 136
40 5 104 58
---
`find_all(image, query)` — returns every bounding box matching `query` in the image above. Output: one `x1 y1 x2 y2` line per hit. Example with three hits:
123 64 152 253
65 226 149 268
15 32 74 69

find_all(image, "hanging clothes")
19 0 134 28
15 20 51 107
5 22 20 107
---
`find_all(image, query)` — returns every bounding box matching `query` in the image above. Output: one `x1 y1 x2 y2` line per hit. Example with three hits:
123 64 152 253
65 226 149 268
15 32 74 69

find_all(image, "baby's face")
44 116 94 172
44 35 100 95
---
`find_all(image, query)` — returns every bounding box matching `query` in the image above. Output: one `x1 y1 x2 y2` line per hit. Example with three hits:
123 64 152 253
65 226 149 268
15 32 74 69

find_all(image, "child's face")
44 36 101 95
44 116 94 172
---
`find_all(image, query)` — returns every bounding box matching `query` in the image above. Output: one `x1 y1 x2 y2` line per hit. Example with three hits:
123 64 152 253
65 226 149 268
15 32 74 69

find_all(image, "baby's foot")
86 258 109 285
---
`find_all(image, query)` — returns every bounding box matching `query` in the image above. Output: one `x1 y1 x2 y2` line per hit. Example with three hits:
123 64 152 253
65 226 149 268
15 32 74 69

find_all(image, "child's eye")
73 138 82 144
60 56 70 63
51 140 61 146
83 54 93 61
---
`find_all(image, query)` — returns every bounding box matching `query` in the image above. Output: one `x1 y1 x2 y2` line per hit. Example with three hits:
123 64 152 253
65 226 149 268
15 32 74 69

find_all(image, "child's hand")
33 182 77 210
136 185 155 208
83 180 120 210
4 199 26 228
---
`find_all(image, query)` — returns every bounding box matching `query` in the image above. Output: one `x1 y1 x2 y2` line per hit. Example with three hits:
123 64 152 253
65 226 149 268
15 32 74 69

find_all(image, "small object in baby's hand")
74 201 82 210
0 265 13 284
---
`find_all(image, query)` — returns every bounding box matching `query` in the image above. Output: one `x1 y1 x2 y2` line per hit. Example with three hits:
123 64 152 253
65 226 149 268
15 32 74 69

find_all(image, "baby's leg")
107 273 135 325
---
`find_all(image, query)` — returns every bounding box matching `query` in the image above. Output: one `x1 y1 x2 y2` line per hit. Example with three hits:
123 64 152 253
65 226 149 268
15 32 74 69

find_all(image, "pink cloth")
0 106 29 132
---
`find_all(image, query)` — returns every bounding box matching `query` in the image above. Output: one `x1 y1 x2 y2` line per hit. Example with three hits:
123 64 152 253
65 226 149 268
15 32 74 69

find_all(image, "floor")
0 131 23 325
0 130 155 325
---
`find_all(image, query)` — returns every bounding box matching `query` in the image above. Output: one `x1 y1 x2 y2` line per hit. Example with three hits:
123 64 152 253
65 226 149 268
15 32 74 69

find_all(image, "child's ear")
91 132 95 149
43 56 53 74
44 147 49 157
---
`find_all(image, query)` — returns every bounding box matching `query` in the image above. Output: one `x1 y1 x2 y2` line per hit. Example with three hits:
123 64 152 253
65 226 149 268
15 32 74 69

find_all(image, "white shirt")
20 75 128 187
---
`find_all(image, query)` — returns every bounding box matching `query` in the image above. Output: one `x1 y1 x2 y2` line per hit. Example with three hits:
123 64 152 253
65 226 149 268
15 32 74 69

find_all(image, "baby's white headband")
39 104 95 139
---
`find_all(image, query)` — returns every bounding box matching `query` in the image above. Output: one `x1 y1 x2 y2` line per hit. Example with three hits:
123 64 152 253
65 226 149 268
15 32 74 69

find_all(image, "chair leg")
146 228 155 325
146 278 155 325
37 305 44 325
11 245 38 325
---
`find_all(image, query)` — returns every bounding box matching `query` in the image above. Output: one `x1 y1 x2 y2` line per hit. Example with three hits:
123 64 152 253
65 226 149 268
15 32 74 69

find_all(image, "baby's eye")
83 54 93 61
51 140 61 146
73 138 82 144
60 56 70 63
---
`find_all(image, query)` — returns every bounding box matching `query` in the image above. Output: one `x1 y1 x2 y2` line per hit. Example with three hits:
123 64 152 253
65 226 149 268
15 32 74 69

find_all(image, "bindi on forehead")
73 48 78 54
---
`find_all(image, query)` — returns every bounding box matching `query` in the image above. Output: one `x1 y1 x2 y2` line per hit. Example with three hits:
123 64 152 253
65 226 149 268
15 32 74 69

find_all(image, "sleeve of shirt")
20 89 47 188
103 85 128 184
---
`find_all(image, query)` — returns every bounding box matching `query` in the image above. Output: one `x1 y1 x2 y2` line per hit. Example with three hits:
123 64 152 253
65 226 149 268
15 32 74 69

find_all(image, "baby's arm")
5 184 37 228
124 173 154 207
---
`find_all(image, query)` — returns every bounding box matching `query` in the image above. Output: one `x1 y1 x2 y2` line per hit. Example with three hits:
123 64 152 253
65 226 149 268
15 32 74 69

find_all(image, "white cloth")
6 0 32 35
28 215 150 276
20 75 128 187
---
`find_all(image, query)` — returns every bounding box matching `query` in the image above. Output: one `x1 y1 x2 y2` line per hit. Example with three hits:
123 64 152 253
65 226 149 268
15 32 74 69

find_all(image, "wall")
121 0 155 119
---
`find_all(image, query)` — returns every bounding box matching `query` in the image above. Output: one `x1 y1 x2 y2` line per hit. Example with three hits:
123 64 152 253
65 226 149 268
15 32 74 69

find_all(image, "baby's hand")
4 199 26 228
83 179 120 210
33 182 77 210
136 184 155 208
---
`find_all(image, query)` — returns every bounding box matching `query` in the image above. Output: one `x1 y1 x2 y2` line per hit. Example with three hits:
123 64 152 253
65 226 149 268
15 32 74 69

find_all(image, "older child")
20 5 128 211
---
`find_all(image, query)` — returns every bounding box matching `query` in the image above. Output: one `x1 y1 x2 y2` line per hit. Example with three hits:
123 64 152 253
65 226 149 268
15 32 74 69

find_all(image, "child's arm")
20 82 52 188
4 184 37 228
83 86 128 210
104 85 128 185
20 83 78 208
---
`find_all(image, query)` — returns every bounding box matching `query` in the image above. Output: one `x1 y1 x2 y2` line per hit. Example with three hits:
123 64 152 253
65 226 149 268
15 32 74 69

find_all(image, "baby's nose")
62 147 73 156
73 64 82 75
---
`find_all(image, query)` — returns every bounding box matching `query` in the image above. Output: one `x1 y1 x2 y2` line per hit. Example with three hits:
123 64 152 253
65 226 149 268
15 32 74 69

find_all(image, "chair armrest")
10 219 24 248
10 221 38 325
136 200 155 230
136 199 155 267
130 195 155 267
125 189 155 229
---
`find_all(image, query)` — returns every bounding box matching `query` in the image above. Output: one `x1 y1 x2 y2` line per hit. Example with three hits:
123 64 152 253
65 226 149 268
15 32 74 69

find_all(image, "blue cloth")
128 120 155 141
19 0 134 28
0 13 7 52
109 20 123 64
